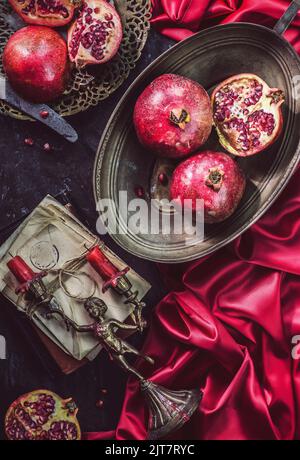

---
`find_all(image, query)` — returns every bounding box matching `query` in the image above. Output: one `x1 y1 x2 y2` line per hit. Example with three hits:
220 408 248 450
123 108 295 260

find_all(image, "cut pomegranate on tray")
5 390 81 440
68 0 123 68
133 74 213 159
8 0 80 27
211 74 285 157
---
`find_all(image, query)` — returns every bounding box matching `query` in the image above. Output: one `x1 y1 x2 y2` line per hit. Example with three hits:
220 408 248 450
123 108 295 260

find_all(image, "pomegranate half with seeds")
133 74 213 159
211 74 285 156
8 0 80 27
68 0 123 68
5 390 81 440
170 151 246 223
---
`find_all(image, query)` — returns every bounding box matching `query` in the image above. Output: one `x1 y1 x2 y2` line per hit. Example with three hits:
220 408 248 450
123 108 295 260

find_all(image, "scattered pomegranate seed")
24 138 34 146
158 173 168 186
40 110 49 119
134 186 145 198
100 389 108 395
96 400 104 409
43 143 52 152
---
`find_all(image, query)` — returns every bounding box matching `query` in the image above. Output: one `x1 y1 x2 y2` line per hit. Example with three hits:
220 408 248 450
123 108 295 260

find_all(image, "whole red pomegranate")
3 26 70 103
170 151 246 223
133 74 212 159
8 0 80 27
68 0 123 68
211 74 284 156
5 390 81 440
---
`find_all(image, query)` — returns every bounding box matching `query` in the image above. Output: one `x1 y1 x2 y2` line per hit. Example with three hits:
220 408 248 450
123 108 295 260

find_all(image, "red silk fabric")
151 0 300 53
85 0 300 440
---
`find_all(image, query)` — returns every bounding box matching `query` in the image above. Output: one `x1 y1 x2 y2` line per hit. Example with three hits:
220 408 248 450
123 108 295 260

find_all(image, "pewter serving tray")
94 23 300 263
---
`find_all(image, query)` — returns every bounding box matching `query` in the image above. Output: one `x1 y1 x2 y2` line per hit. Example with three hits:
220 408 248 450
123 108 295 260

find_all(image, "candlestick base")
15 271 47 295
102 267 130 294
140 380 203 440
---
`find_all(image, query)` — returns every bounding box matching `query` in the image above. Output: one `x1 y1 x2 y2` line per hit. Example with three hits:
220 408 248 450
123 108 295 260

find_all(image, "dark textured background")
0 29 175 439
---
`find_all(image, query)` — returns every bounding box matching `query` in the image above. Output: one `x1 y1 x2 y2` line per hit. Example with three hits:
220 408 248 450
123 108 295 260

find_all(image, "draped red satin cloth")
86 1 300 440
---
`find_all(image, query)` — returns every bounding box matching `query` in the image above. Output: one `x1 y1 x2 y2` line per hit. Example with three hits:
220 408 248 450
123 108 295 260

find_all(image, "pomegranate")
211 74 284 157
170 151 246 223
133 74 212 159
68 0 123 68
3 26 70 103
5 390 81 440
8 0 80 27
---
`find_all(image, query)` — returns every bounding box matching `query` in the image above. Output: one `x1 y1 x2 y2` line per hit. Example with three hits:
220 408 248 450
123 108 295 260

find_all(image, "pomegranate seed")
134 186 145 198
100 389 108 395
40 110 49 119
96 400 104 408
24 138 34 146
43 143 52 152
158 173 168 186
216 113 225 122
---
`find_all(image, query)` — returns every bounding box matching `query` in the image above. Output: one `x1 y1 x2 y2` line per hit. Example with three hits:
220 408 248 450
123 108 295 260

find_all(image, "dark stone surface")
0 29 175 439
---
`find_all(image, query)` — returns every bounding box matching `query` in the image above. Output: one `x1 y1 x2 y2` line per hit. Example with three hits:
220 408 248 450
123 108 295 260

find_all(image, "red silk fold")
85 0 300 440
151 0 300 52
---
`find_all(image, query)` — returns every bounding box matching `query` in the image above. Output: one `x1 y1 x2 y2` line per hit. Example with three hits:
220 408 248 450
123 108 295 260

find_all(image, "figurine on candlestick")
86 246 146 332
65 297 203 440
65 297 154 378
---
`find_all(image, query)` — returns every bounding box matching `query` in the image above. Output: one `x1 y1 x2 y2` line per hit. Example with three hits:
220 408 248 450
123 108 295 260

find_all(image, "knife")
0 76 78 143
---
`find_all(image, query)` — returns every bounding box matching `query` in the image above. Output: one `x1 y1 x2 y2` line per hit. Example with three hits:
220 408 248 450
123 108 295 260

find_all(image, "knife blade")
0 77 78 143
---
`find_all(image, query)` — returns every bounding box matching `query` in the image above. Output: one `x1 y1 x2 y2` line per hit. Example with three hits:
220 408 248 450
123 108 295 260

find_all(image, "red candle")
86 247 118 281
7 256 35 284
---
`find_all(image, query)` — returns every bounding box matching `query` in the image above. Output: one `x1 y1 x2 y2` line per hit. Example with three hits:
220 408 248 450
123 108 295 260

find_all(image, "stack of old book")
0 195 150 374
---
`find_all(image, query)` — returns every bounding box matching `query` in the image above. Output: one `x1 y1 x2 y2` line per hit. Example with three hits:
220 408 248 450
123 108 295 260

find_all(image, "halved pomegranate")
211 74 285 156
8 0 80 27
5 390 81 440
68 0 123 68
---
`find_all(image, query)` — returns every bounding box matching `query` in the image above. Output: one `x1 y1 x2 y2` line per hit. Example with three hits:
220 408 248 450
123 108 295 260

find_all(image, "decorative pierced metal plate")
0 0 151 120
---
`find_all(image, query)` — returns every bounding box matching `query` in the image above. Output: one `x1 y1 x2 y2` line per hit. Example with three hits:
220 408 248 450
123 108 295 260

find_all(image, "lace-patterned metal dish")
0 0 151 120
